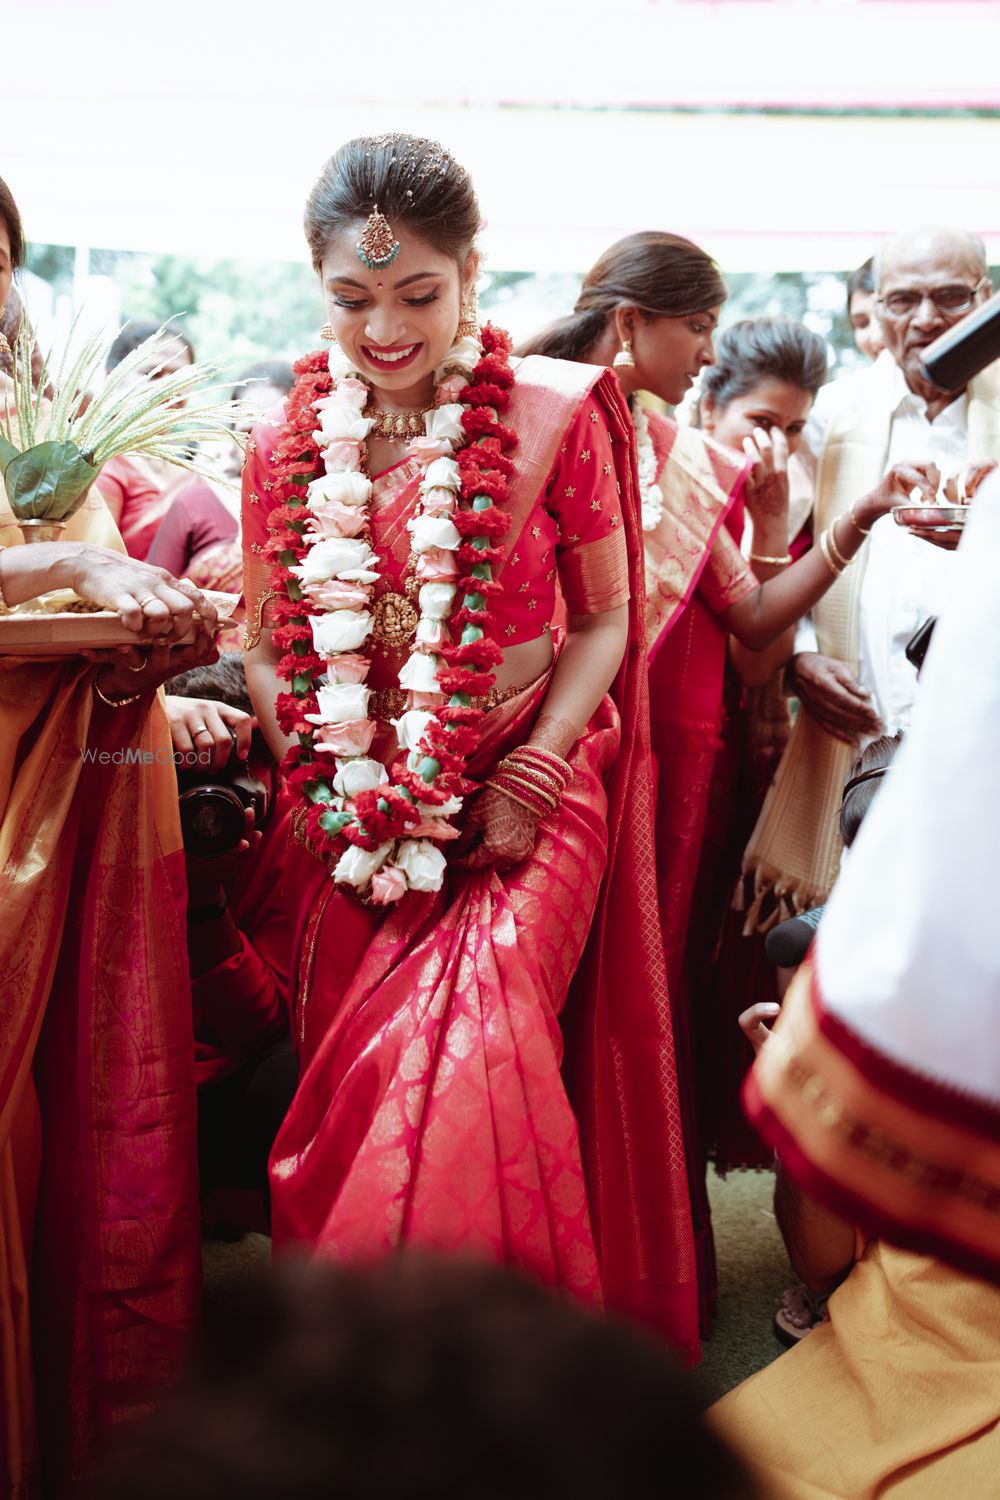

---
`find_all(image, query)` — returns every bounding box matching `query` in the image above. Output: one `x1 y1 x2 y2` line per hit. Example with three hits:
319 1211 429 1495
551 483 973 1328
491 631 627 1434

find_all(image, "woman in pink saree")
242 136 699 1355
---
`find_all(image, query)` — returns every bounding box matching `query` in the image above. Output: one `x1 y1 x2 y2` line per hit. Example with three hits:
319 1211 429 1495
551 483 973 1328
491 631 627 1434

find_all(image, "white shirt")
799 361 968 733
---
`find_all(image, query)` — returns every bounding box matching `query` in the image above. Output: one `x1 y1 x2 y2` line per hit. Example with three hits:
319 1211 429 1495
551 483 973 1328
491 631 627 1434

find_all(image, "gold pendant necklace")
367 407 430 440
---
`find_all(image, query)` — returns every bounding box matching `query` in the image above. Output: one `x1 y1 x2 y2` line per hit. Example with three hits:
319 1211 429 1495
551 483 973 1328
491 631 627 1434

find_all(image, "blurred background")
6 0 999 380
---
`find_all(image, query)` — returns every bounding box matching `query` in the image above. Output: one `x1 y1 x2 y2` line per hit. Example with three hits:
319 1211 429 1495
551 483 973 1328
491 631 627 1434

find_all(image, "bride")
242 133 699 1355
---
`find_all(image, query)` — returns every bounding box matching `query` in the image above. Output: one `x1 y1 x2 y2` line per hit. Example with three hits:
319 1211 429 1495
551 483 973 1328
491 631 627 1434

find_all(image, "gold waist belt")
368 679 528 724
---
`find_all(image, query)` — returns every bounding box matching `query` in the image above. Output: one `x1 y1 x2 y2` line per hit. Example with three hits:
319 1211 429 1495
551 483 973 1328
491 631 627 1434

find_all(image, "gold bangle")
492 768 559 811
826 521 853 572
818 529 844 579
516 745 573 780
93 674 144 708
847 505 871 536
498 756 565 797
748 551 793 568
486 779 545 818
506 746 573 786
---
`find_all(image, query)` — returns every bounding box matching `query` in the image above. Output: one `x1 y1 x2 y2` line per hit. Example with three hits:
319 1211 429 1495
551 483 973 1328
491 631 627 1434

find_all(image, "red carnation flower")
436 667 497 696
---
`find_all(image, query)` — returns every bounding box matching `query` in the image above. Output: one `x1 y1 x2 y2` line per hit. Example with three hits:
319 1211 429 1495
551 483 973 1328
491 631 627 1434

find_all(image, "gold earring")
457 292 479 340
613 338 635 370
320 322 335 342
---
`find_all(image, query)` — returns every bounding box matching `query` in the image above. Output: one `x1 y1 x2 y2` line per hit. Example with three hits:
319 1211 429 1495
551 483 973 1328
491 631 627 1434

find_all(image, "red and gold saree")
0 496 199 1498
243 357 699 1357
641 413 753 1330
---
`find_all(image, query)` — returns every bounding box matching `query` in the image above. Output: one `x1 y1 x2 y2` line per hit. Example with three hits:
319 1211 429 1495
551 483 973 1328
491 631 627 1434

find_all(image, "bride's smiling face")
320 226 476 402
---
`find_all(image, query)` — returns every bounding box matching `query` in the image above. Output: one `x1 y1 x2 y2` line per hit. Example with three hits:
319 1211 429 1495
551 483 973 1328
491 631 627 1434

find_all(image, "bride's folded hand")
452 785 541 870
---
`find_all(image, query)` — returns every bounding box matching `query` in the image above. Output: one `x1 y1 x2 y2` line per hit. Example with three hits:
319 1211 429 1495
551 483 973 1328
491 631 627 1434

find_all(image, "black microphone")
764 905 825 968
920 294 1000 392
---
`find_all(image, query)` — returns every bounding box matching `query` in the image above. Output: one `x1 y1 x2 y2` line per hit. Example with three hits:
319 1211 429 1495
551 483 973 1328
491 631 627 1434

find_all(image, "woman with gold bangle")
241 135 698 1357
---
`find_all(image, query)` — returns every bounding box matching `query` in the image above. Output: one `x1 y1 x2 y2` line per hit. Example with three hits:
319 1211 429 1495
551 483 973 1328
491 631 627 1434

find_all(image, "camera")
921 294 1000 391
177 753 270 859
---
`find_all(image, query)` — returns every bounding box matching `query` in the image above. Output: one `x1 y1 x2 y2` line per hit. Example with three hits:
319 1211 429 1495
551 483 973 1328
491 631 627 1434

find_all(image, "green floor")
202 1169 791 1401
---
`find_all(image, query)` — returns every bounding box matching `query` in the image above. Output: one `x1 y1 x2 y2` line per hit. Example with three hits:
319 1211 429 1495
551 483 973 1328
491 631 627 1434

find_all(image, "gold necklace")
367 406 431 440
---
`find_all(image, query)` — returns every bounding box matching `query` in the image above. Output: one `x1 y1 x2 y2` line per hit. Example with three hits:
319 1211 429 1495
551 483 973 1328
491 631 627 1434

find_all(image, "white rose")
415 618 447 648
306 471 373 508
294 538 378 583
416 795 463 818
419 487 456 516
398 653 441 692
436 336 481 377
392 709 434 752
333 842 392 888
394 838 448 892
327 347 359 381
408 514 461 554
313 410 372 446
424 404 465 444
310 610 373 655
418 582 457 620
312 682 370 723
333 758 387 797
421 457 462 493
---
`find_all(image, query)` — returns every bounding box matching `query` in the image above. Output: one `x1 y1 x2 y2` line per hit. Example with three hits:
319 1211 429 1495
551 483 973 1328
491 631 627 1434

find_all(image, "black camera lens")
179 785 251 859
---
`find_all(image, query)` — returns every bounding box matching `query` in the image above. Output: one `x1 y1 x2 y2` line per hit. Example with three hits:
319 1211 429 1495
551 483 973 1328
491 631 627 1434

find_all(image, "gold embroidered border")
779 1046 1000 1216
241 589 279 650
559 530 630 615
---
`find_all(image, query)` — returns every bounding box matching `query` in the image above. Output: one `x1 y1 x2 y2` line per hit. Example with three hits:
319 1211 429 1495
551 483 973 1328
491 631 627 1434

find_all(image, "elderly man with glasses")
741 226 1000 920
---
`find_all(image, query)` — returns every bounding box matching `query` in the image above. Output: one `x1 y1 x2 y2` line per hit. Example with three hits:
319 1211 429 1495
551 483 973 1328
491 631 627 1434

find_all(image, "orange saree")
243 357 699 1357
0 499 199 1497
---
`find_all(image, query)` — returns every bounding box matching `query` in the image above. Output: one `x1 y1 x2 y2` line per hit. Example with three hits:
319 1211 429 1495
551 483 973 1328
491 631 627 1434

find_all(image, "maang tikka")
356 204 401 270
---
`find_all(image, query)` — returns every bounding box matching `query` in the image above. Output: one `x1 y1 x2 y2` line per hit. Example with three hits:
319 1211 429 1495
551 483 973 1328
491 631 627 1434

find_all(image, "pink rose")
410 690 445 710
313 719 377 756
415 618 449 650
416 547 458 583
325 653 370 685
302 579 371 610
436 375 467 405
336 377 369 412
409 818 461 840
322 439 363 472
369 864 409 905
407 436 452 465
421 488 457 518
306 499 368 539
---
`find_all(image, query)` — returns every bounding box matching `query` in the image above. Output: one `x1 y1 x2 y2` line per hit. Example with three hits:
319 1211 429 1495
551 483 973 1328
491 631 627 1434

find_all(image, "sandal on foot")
773 1284 828 1347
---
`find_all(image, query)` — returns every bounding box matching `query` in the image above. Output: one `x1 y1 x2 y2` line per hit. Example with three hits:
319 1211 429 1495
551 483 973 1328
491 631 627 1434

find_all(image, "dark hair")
106 319 195 373
700 318 828 412
99 1256 760 1500
0 175 25 273
519 231 727 362
846 256 875 313
166 653 252 715
304 134 480 273
231 359 295 403
840 732 902 847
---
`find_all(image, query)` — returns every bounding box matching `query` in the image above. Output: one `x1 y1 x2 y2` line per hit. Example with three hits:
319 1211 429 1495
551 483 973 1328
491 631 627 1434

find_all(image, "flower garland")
265 325 517 904
632 402 665 533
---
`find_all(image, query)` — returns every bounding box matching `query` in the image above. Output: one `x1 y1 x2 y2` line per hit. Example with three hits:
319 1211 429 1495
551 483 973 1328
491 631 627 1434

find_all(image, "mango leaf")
0 434 20 475
4 441 100 520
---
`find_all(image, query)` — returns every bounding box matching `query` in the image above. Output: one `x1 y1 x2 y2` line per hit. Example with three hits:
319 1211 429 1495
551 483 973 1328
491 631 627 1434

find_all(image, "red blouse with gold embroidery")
494 395 628 643
241 369 630 652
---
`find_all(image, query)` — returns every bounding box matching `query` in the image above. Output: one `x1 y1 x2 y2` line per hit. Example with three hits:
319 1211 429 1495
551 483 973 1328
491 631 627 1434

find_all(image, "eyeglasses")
877 276 989 320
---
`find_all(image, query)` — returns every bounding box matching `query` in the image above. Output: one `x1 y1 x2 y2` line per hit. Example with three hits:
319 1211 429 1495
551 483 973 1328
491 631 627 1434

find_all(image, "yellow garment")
711 1241 1000 1499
